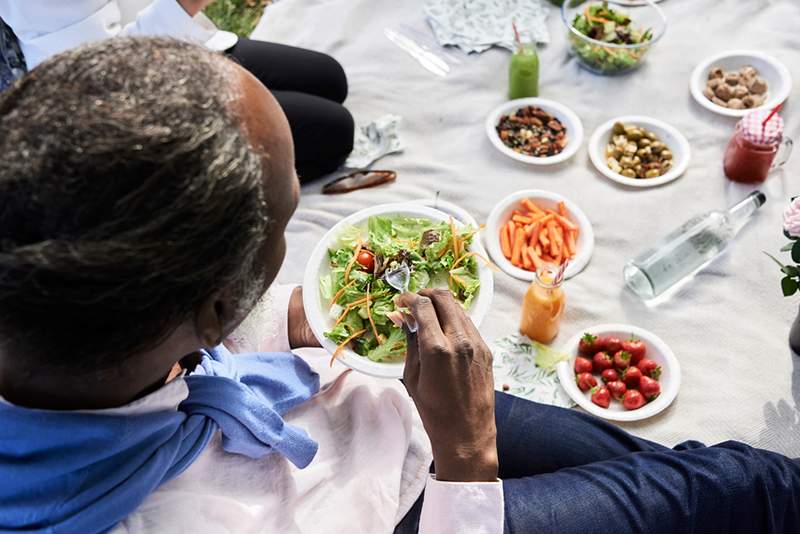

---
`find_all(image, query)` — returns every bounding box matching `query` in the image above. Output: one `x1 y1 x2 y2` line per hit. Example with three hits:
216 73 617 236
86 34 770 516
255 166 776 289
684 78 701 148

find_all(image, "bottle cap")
738 109 784 146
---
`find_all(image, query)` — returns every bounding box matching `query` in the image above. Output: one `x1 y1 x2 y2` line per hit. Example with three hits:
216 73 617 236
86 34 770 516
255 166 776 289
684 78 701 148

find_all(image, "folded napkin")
345 114 405 169
424 0 550 54
492 334 574 408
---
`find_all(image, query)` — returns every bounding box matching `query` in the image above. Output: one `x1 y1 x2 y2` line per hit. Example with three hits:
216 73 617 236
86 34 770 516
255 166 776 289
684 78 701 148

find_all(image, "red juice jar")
723 109 793 184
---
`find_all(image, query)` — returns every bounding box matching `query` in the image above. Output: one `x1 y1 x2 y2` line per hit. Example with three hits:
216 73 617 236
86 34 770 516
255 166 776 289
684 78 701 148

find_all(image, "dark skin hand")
397 288 499 482
288 286 321 349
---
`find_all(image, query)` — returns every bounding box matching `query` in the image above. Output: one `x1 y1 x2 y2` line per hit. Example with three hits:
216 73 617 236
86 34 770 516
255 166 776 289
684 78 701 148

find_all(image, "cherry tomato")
356 250 375 271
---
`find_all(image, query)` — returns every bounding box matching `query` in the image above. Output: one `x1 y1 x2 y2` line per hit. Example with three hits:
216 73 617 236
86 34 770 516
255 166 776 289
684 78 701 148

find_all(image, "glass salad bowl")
562 0 667 75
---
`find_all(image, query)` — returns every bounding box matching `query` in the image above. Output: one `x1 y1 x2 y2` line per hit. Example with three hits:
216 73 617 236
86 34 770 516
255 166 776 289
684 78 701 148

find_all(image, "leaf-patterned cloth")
424 0 550 54
492 334 575 408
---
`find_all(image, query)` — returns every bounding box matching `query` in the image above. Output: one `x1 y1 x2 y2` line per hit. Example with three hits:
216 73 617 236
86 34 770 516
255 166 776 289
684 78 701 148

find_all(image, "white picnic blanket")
252 0 800 457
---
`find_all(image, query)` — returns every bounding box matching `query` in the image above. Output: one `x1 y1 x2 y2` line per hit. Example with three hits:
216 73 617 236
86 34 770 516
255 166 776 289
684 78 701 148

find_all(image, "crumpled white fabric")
345 114 405 169
424 0 550 54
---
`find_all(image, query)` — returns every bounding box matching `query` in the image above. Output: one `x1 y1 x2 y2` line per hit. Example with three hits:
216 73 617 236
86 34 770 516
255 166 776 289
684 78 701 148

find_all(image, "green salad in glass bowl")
302 203 494 379
562 0 666 75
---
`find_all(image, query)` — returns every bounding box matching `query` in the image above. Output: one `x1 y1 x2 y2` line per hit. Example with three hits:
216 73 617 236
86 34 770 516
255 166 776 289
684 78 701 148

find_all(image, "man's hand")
176 0 217 17
397 289 498 482
288 286 322 349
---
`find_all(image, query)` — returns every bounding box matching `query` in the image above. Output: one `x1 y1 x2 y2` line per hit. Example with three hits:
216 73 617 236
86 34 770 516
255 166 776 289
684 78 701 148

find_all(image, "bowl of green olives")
588 116 690 188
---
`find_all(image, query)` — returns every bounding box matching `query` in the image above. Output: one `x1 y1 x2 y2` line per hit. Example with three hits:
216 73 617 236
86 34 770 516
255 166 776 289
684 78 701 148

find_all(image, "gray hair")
0 37 271 373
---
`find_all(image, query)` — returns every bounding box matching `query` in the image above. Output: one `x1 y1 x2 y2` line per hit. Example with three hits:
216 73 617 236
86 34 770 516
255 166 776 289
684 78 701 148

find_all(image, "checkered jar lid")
739 109 784 146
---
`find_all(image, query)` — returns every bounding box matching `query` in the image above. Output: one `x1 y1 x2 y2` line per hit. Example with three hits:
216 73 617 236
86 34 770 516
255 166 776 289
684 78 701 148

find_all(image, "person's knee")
330 104 354 156
318 54 348 104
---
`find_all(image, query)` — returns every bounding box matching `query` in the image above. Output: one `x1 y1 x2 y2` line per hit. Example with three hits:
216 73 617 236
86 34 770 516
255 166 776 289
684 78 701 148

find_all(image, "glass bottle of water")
624 191 766 300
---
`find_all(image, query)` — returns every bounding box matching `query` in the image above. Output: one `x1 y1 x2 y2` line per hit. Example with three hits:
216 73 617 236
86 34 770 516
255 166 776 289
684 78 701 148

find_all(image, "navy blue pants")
395 392 800 533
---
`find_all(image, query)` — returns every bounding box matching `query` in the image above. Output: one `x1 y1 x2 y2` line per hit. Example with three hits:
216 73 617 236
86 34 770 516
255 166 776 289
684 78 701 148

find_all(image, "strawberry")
639 376 661 401
592 351 613 373
622 366 643 389
576 372 598 392
579 333 600 355
637 358 662 380
613 350 632 370
623 389 646 410
601 368 619 383
574 356 593 374
590 386 611 408
622 338 646 364
606 380 627 401
599 335 623 354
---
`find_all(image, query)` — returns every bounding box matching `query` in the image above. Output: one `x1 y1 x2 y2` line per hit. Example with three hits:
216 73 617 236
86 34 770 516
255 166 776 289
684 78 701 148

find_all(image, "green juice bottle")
508 43 539 99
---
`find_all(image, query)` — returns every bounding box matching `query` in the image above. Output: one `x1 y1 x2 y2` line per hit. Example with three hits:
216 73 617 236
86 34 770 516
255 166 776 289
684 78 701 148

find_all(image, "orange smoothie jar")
520 263 565 344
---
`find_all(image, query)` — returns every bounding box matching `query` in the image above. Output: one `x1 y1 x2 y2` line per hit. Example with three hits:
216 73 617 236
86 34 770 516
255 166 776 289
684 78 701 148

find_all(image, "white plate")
485 98 584 166
412 197 478 227
556 324 681 422
589 115 691 188
302 202 494 379
690 50 792 118
484 189 594 281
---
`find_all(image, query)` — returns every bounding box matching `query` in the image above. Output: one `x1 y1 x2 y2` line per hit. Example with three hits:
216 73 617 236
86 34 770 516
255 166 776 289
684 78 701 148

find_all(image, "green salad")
320 215 481 363
570 2 654 74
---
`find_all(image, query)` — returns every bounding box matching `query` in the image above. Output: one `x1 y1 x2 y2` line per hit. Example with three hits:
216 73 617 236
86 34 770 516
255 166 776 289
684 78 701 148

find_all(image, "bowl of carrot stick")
485 189 594 281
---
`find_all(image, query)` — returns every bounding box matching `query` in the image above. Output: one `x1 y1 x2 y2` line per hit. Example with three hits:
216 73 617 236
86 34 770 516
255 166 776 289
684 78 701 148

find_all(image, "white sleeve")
0 0 209 70
418 475 504 534
225 284 295 354
121 0 211 42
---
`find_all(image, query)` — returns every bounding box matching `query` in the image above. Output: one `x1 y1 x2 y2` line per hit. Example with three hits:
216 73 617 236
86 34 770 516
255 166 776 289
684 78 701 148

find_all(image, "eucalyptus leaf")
792 240 800 263
782 276 799 297
783 265 800 277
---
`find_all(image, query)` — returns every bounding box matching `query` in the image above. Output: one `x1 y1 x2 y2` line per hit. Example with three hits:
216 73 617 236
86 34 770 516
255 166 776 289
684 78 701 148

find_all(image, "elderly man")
0 38 799 534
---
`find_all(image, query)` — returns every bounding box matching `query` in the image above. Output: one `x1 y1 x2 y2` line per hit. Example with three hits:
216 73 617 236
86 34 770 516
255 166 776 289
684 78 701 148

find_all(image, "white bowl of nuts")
486 98 584 166
690 50 792 118
588 116 690 189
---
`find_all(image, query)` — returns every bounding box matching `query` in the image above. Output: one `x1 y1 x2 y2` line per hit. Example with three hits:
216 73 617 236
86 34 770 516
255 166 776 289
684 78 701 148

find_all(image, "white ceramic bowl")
556 324 681 422
485 98 584 166
412 197 478 227
302 202 494 379
690 50 792 118
589 115 691 188
484 189 594 281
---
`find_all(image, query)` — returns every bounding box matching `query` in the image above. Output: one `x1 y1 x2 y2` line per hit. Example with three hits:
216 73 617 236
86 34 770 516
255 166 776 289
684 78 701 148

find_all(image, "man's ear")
195 290 237 347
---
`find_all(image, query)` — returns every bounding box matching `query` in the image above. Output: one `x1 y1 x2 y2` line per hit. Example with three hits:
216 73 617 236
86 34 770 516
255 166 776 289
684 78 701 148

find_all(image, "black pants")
227 38 354 182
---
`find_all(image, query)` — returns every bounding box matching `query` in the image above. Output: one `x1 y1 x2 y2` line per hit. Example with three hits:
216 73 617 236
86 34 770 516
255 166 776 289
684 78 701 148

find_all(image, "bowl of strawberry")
556 324 681 422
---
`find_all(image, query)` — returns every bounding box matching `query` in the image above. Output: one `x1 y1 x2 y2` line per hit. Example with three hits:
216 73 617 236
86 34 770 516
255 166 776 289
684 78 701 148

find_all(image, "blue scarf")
0 346 320 533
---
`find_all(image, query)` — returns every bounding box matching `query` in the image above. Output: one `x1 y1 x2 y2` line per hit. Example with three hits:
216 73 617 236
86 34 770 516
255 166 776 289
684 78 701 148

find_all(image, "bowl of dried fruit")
588 115 690 188
690 50 792 118
486 97 584 166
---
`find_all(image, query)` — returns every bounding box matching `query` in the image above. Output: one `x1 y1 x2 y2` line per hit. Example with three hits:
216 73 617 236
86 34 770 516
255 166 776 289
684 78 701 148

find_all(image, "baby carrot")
552 212 578 232
500 224 512 258
513 214 535 225
547 223 559 257
528 221 541 247
558 201 568 217
507 220 516 245
511 228 525 265
539 230 550 247
565 230 577 256
527 247 543 270
535 243 543 256
522 245 532 270
521 198 543 214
